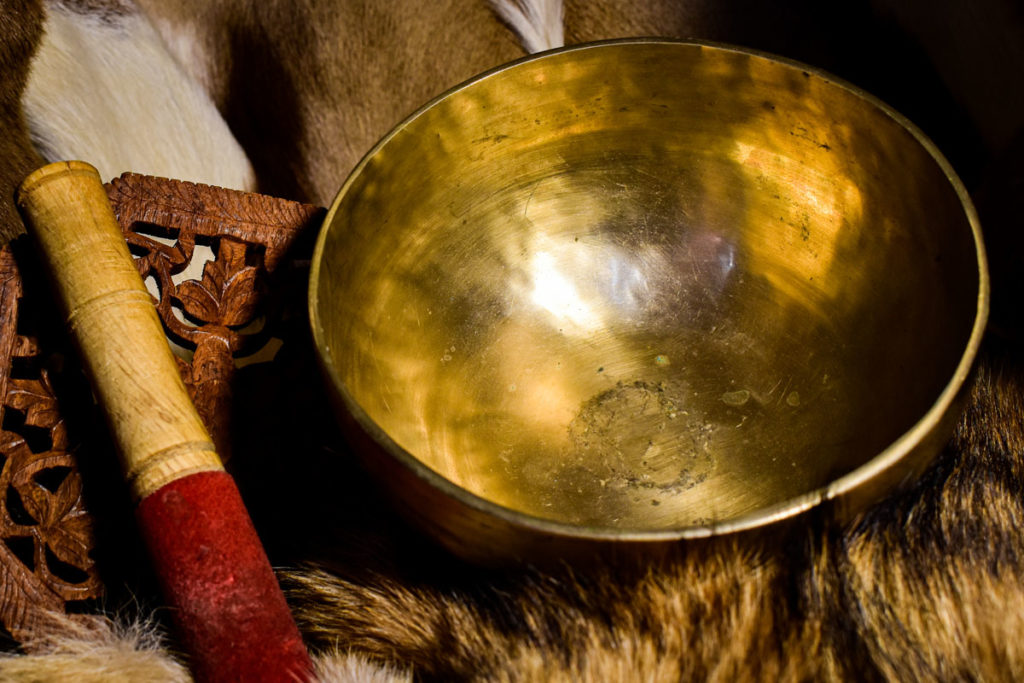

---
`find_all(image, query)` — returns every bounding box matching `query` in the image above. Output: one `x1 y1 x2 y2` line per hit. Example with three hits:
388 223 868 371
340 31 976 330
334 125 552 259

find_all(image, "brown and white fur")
2 0 1024 681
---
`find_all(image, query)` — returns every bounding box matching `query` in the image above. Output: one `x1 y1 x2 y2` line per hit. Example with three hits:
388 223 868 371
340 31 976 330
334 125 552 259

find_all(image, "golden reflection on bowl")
310 39 987 563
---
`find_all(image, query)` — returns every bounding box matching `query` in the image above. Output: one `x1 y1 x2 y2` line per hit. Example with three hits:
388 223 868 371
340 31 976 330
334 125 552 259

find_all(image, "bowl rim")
309 37 990 543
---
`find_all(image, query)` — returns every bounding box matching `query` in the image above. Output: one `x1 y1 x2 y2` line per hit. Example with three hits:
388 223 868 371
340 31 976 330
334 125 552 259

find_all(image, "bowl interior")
312 41 981 532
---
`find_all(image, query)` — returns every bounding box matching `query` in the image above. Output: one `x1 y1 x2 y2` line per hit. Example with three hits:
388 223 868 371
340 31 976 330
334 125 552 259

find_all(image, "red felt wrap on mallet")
137 471 311 682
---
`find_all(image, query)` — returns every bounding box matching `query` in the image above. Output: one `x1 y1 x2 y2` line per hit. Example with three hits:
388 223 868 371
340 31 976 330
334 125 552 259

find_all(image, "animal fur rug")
1 0 1023 681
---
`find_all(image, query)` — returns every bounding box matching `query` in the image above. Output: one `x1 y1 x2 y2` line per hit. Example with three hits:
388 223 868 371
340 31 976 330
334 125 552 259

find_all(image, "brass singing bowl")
310 39 988 563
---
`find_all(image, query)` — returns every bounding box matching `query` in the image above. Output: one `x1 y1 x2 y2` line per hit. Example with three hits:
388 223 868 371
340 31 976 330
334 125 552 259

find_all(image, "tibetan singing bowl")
310 39 988 563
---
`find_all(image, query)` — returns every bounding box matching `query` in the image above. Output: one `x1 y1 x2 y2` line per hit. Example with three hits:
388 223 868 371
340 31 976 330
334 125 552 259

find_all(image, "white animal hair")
0 611 191 683
487 0 565 53
0 610 410 682
22 0 254 190
313 650 411 683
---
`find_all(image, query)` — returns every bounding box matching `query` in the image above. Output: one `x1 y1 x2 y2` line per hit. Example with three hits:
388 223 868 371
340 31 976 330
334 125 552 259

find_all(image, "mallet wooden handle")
18 161 222 498
17 161 313 683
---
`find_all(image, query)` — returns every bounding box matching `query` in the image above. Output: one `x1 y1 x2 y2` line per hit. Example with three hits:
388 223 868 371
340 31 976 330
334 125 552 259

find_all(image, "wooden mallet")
16 161 314 682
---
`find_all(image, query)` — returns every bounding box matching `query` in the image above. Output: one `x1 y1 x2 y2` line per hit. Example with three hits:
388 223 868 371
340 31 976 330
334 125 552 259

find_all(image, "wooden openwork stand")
0 175 324 641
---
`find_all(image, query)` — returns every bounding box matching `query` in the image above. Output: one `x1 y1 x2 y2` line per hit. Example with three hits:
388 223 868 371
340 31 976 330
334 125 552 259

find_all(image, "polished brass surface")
310 40 988 561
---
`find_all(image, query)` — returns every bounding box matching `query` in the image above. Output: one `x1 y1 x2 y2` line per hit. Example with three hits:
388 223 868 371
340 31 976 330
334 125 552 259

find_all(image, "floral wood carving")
104 174 325 460
0 247 102 642
0 175 323 643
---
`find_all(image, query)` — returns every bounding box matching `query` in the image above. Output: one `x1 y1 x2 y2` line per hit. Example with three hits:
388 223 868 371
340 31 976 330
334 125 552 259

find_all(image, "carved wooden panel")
104 174 325 461
0 175 324 641
0 247 102 641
